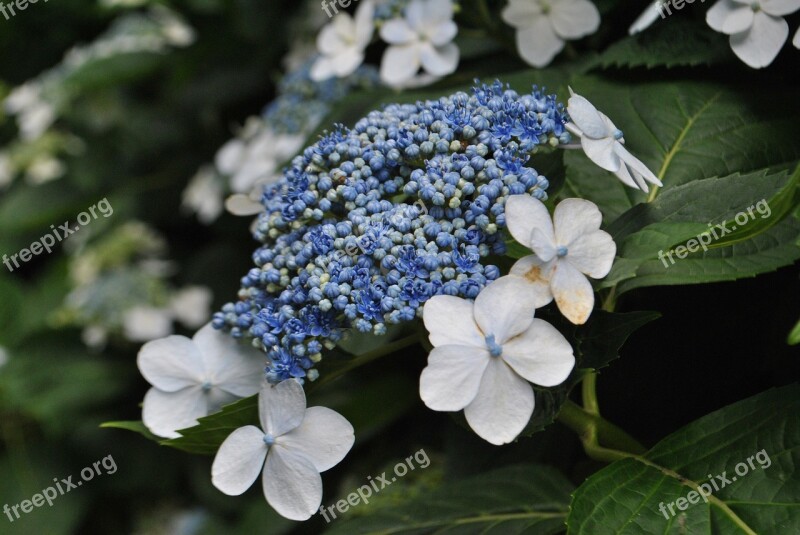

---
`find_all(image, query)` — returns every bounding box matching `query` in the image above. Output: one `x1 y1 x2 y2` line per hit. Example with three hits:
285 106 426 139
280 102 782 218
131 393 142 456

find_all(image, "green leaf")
563 76 800 223
100 420 160 441
598 19 731 69
324 464 573 535
600 168 800 294
567 384 800 534
521 310 659 435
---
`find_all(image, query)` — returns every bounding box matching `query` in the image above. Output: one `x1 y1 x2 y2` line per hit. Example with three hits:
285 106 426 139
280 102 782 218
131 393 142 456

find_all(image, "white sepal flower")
182 166 225 224
420 275 575 445
501 0 600 67
795 26 800 47
706 0 800 68
123 306 174 342
212 379 354 521
170 286 213 329
311 0 375 81
379 0 459 87
138 323 265 438
506 196 616 325
566 88 661 192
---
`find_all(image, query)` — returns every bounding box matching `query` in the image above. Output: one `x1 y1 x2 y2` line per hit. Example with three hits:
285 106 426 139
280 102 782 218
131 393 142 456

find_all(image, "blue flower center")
201 381 213 393
263 434 275 447
613 129 624 140
485 334 503 357
556 246 568 258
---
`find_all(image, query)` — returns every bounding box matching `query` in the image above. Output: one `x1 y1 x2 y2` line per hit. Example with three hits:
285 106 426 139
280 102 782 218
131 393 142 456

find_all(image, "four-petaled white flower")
420 275 575 445
212 379 354 521
507 195 616 325
566 88 662 192
310 0 375 81
379 0 459 87
501 0 600 68
138 323 265 438
706 0 800 68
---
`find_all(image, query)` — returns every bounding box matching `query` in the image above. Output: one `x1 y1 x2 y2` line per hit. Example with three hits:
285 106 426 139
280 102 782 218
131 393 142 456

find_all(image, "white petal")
422 295 484 347
504 195 555 250
721 6 755 34
474 275 537 344
430 20 458 46
553 198 604 247
333 47 366 77
278 406 354 471
529 227 557 262
566 230 616 279
730 12 789 68
420 345 490 411
380 44 421 86
707 0 739 32
142 386 207 439
419 42 459 76
794 26 800 48
263 448 322 521
405 0 427 30
502 319 575 387
137 335 204 392
225 194 264 216
612 160 641 189
170 287 212 329
581 136 620 172
761 0 800 17
211 425 268 495
464 358 534 445
215 139 245 175
510 256 555 308
629 2 662 35
192 325 264 397
354 0 376 46
551 260 595 325
614 143 662 187
501 0 542 28
310 56 337 82
424 0 455 23
515 19 564 67
317 23 347 55
550 0 601 39
566 90 609 139
123 306 174 342
380 19 416 44
259 380 306 437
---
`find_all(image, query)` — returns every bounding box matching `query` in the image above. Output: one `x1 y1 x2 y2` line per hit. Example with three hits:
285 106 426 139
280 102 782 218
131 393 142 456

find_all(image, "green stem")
557 400 647 461
476 0 495 31
582 372 600 416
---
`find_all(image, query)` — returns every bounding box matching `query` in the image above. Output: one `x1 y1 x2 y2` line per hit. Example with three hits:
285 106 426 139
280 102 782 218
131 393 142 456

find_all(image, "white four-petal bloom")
566 88 662 192
501 0 600 68
507 195 616 325
138 323 265 438
212 379 355 521
420 275 575 445
379 0 460 87
706 0 800 68
311 0 375 81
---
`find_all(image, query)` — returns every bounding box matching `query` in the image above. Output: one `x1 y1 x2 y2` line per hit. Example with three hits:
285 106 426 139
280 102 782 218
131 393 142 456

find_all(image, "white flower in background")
170 286 214 329
0 346 8 369
501 0 600 67
629 1 665 35
224 193 265 217
182 166 225 224
82 325 109 350
26 156 66 185
212 379 354 520
795 26 800 47
311 0 375 81
507 196 616 325
4 83 56 141
566 88 661 192
706 0 800 68
138 323 265 438
123 306 174 342
379 0 459 87
420 276 575 445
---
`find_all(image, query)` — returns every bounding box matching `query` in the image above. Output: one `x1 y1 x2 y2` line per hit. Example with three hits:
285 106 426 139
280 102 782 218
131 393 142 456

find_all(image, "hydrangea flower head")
214 81 572 384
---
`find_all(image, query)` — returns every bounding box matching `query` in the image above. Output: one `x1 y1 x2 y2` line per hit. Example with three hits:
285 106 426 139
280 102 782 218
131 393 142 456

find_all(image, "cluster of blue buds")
214 81 570 383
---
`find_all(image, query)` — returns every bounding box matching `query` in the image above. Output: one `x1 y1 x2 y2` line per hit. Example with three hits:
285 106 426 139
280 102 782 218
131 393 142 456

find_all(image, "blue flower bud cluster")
262 60 380 136
214 81 570 383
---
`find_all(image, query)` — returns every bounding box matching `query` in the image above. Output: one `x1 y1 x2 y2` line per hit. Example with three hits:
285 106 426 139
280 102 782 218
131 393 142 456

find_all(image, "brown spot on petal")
555 290 591 325
523 265 549 285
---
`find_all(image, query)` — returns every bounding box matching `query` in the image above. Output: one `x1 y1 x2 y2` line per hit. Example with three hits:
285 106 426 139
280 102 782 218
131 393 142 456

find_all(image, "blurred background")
0 1 797 534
